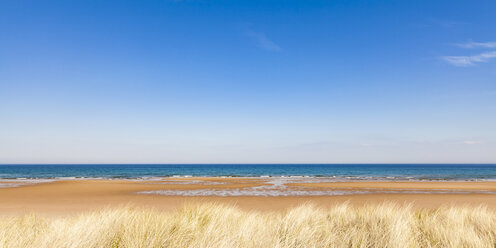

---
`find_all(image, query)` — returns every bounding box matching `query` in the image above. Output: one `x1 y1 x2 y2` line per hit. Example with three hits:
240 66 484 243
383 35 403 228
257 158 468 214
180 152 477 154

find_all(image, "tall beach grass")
0 203 495 248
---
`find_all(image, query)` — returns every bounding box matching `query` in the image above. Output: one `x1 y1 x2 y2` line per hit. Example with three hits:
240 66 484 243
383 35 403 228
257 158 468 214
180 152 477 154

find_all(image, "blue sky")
1 0 495 163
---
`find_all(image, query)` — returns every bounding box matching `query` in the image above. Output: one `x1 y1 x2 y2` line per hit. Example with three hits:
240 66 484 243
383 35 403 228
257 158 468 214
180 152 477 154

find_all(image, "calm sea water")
0 164 495 181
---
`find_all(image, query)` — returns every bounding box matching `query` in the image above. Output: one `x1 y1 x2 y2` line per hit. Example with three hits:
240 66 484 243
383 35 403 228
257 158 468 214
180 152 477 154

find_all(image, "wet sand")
1 178 496 216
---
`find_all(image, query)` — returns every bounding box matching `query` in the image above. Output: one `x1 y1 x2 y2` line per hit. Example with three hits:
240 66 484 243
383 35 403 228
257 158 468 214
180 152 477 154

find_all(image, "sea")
0 164 495 181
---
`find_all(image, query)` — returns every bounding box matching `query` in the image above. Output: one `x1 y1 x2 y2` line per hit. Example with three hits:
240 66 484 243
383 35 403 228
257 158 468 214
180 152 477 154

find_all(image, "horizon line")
1 163 495 165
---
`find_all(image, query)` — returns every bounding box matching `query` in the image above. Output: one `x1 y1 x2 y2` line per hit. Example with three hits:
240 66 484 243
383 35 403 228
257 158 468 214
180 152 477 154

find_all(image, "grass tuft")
0 203 495 248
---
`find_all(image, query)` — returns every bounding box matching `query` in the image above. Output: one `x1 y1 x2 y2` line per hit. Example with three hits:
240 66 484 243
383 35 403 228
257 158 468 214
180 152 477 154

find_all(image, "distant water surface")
0 164 495 181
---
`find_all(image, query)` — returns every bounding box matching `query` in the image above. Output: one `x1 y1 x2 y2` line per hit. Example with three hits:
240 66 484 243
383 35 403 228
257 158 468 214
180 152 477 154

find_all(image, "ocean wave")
1 174 496 182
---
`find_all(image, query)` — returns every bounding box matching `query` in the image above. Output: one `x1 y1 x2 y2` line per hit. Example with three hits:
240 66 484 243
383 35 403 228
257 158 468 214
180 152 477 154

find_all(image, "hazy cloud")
442 51 496 66
245 31 281 51
456 41 496 49
462 140 482 145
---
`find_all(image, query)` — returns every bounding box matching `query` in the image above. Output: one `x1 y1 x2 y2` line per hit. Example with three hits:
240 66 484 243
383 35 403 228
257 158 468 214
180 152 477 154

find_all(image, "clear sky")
1 0 495 163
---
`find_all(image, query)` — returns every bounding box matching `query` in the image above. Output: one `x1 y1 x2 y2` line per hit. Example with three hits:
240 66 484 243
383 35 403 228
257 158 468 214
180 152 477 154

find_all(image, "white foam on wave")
0 179 55 188
125 177 167 182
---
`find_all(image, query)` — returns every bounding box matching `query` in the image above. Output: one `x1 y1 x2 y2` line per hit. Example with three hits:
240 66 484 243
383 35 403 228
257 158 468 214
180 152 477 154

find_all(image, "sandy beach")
1 177 496 216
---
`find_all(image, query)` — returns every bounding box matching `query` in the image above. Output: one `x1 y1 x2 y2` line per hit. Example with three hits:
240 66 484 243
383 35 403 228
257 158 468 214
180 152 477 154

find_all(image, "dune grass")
0 203 495 248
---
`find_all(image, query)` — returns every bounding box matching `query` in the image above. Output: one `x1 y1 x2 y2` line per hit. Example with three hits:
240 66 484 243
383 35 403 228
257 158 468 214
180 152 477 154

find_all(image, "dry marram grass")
0 203 495 248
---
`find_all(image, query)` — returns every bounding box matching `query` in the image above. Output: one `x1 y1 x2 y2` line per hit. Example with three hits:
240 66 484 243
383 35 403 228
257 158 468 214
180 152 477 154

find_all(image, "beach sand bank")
1 177 496 216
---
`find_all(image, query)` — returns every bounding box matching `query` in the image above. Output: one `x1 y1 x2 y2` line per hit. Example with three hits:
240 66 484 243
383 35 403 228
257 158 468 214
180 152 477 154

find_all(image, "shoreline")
1 177 496 216
3 176 496 184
